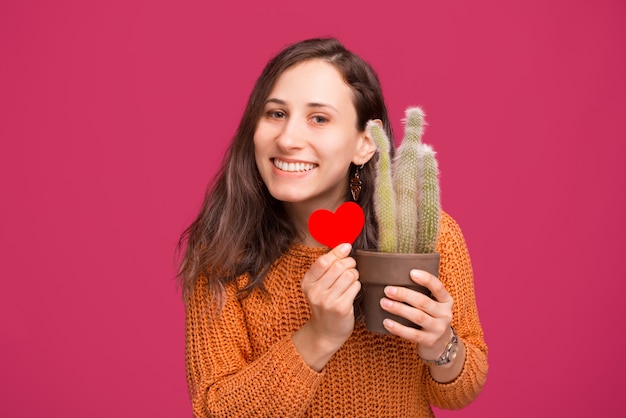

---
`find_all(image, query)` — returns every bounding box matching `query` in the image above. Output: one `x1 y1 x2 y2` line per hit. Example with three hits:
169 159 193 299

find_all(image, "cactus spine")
368 107 441 254
367 120 397 253
394 108 424 253
416 143 440 253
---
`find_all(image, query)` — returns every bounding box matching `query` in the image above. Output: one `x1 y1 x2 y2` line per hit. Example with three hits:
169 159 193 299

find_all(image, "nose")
276 117 306 151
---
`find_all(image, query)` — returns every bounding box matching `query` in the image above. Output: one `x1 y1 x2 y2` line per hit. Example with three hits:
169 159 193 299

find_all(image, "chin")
268 190 309 204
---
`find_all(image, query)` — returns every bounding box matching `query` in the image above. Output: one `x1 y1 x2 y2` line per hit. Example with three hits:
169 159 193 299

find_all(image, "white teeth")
273 159 316 172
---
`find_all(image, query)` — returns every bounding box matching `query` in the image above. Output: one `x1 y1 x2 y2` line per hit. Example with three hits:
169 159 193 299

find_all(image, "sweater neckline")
286 243 329 259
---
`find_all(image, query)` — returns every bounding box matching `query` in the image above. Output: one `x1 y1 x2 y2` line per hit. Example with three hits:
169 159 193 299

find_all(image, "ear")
353 119 382 165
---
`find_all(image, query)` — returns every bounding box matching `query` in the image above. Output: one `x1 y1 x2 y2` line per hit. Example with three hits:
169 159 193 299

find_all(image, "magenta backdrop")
1 1 624 417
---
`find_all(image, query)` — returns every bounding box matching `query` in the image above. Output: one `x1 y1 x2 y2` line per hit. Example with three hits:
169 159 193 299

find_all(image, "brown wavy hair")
177 38 395 306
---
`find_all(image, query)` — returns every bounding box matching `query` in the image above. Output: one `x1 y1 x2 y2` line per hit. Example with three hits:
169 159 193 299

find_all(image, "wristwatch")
420 327 459 366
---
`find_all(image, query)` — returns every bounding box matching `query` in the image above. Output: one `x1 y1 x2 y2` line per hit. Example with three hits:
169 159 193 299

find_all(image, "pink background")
1 1 624 416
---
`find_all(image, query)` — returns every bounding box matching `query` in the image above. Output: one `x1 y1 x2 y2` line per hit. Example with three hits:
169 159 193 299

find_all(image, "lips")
272 158 317 172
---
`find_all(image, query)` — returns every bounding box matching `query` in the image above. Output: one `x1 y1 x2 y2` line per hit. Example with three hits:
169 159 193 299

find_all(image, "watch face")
448 344 459 361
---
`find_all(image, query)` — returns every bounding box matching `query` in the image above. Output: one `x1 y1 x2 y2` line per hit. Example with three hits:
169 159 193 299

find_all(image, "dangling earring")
350 164 364 201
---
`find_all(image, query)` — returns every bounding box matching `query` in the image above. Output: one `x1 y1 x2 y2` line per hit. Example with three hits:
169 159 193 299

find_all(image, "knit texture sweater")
185 212 488 417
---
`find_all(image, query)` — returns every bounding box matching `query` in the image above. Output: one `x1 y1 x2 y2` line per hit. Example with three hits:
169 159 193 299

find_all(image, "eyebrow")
264 98 338 113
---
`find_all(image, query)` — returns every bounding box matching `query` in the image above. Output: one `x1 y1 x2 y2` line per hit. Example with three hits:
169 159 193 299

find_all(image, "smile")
272 158 317 172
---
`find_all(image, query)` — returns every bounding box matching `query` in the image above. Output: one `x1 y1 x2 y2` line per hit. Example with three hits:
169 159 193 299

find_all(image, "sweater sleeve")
423 212 489 409
185 276 324 417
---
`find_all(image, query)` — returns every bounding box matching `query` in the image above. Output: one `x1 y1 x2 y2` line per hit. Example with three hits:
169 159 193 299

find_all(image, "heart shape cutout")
308 202 365 248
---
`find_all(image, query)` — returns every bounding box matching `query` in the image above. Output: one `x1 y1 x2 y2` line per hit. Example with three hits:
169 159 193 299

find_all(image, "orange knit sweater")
185 212 488 417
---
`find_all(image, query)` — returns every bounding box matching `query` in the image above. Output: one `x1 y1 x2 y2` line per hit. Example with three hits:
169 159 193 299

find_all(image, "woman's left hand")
380 269 454 361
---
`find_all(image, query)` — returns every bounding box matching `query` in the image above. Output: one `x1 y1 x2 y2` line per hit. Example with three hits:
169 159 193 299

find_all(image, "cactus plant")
366 107 441 254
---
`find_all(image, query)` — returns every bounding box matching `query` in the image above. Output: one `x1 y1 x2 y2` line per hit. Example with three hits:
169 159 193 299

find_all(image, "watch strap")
420 327 458 366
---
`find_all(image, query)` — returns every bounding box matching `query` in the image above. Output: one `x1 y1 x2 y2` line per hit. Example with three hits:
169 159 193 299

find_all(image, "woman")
178 38 488 417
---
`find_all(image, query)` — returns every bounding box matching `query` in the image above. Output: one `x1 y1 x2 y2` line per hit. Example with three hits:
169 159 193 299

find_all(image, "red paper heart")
308 202 365 248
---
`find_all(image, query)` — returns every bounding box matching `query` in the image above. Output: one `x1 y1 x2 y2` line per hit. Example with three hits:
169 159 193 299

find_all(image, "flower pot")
354 250 440 334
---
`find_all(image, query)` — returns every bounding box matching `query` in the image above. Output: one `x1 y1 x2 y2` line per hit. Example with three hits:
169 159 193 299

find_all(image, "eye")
264 109 287 120
311 115 328 124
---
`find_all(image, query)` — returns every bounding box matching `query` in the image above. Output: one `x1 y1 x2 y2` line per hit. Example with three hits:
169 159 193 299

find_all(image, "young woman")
178 38 488 417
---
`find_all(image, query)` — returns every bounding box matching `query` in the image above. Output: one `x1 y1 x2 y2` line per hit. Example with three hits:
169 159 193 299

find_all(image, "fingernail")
339 243 352 255
380 298 392 308
385 286 397 296
410 269 424 279
383 319 394 329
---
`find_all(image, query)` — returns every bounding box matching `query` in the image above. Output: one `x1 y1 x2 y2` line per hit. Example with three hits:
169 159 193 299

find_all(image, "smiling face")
253 59 376 220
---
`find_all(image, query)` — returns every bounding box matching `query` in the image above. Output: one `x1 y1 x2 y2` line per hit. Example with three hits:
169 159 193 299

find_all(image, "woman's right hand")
292 243 361 371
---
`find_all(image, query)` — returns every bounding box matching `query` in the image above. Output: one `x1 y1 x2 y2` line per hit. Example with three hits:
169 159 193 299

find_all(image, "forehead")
268 59 354 106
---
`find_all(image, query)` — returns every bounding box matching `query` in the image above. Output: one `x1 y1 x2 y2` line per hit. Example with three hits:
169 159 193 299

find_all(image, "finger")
383 285 439 317
410 269 452 304
303 243 352 285
308 266 359 307
344 276 362 302
380 296 433 329
322 272 362 316
381 318 423 343
324 268 360 302
383 318 451 357
315 256 357 292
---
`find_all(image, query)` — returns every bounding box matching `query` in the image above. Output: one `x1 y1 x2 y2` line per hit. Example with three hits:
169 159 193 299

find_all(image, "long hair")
177 38 395 307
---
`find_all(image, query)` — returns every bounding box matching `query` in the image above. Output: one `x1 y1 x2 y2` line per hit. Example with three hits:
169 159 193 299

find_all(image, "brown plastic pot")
354 250 440 334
